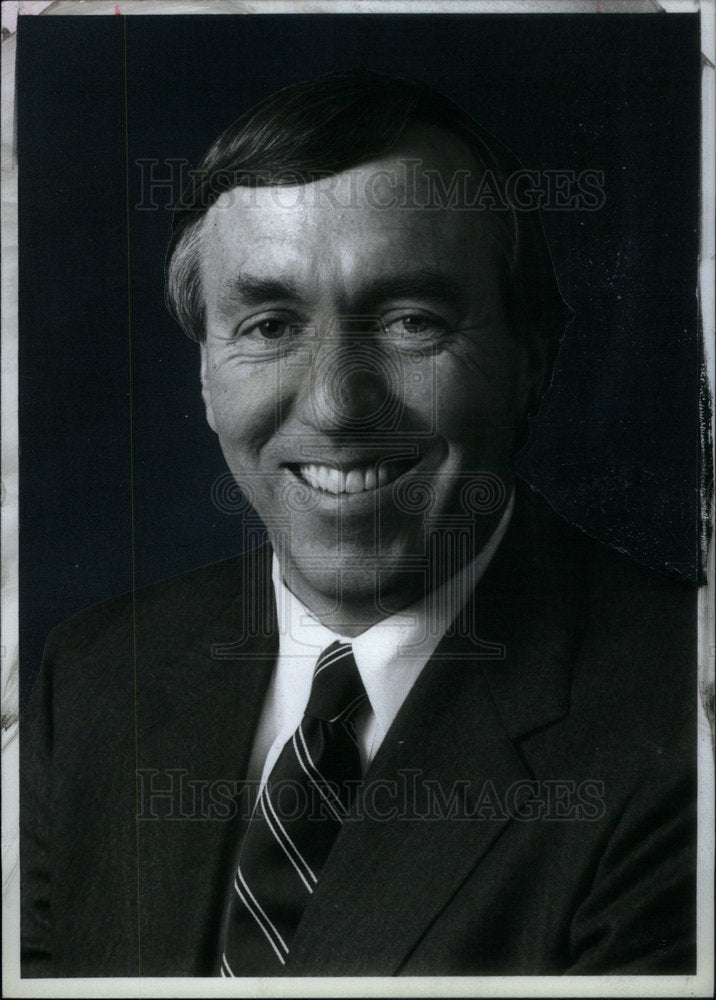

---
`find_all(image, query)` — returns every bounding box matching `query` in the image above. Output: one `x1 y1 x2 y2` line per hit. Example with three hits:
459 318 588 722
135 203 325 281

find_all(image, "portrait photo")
2 2 713 995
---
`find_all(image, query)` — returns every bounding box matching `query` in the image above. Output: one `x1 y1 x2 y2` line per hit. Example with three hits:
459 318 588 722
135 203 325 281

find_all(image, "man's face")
199 131 542 623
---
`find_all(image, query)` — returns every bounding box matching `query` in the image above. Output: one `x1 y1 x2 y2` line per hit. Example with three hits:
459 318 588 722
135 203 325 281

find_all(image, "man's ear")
199 345 217 433
517 332 552 420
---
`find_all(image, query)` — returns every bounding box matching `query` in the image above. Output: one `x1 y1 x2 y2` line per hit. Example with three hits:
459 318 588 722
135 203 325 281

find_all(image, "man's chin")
278 546 436 626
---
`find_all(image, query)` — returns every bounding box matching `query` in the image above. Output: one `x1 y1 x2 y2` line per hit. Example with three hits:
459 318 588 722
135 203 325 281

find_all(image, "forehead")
199 131 504 298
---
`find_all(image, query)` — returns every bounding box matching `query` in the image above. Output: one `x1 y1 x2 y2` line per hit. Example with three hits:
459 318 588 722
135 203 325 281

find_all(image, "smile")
291 458 418 495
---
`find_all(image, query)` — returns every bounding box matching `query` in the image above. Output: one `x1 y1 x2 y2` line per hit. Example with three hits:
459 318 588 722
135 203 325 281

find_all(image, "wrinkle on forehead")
200 130 503 313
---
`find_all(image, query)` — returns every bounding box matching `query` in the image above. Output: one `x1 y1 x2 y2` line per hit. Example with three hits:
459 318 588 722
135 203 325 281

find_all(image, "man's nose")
296 324 401 433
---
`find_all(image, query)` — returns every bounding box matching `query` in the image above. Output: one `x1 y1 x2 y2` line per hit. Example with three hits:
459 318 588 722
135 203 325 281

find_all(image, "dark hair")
165 69 570 369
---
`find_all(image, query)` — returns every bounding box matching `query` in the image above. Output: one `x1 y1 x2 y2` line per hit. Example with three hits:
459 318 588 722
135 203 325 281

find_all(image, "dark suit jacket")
20 484 697 977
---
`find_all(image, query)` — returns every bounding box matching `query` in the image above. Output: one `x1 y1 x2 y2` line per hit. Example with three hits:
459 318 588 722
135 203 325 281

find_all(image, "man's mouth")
290 458 418 495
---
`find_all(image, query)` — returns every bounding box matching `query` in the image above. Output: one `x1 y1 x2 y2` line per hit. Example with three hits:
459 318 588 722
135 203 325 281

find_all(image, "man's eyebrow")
357 271 467 309
215 269 469 314
217 273 303 311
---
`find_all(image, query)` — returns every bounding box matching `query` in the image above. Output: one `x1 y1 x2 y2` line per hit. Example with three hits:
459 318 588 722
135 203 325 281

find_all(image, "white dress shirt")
247 491 514 792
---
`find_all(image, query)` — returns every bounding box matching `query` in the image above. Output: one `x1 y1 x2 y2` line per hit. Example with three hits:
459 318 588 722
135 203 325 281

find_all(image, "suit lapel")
288 487 584 974
135 542 278 783
133 542 279 973
287 648 530 975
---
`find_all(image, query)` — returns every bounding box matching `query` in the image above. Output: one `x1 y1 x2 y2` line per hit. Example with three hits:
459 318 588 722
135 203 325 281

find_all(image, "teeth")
345 469 364 494
327 468 345 493
297 461 405 494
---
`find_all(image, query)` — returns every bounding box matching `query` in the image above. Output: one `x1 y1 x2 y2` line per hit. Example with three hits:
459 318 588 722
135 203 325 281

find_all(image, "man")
21 71 696 977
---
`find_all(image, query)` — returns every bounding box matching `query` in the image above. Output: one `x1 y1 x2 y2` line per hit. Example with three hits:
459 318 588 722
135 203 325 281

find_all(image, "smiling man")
21 71 697 978
196 127 537 631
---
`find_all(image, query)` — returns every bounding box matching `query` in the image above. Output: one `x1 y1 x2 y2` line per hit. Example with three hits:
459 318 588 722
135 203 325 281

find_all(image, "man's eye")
235 315 303 343
245 319 289 340
383 313 448 339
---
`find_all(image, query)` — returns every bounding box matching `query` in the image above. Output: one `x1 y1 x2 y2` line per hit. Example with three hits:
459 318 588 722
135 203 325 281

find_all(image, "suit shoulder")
45 544 271 657
519 481 697 719
520 480 696 603
571 511 697 633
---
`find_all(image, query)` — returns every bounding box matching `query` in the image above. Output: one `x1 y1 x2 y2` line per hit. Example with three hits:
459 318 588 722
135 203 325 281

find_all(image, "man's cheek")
441 339 520 402
212 389 280 454
438 376 517 434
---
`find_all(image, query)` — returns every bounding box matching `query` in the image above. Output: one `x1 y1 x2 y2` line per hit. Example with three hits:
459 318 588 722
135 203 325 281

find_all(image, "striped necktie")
219 641 367 976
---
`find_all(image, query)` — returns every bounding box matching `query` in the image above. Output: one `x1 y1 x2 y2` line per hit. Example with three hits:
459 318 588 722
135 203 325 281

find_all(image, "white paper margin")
2 1 714 997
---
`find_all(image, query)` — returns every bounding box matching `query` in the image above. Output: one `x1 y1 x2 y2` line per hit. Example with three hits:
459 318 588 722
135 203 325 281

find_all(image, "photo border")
2 2 713 997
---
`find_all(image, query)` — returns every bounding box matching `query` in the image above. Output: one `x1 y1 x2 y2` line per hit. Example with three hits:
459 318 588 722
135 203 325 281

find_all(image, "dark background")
17 13 702 710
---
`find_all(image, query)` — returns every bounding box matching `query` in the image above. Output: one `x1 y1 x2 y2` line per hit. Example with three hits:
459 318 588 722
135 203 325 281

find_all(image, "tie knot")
304 641 367 722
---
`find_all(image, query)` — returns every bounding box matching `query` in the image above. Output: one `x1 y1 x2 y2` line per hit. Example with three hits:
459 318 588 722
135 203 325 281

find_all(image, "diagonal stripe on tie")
260 786 317 889
218 641 367 975
293 726 345 822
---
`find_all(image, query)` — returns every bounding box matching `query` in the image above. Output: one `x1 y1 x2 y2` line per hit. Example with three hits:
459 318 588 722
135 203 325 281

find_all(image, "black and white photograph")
1 1 714 994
